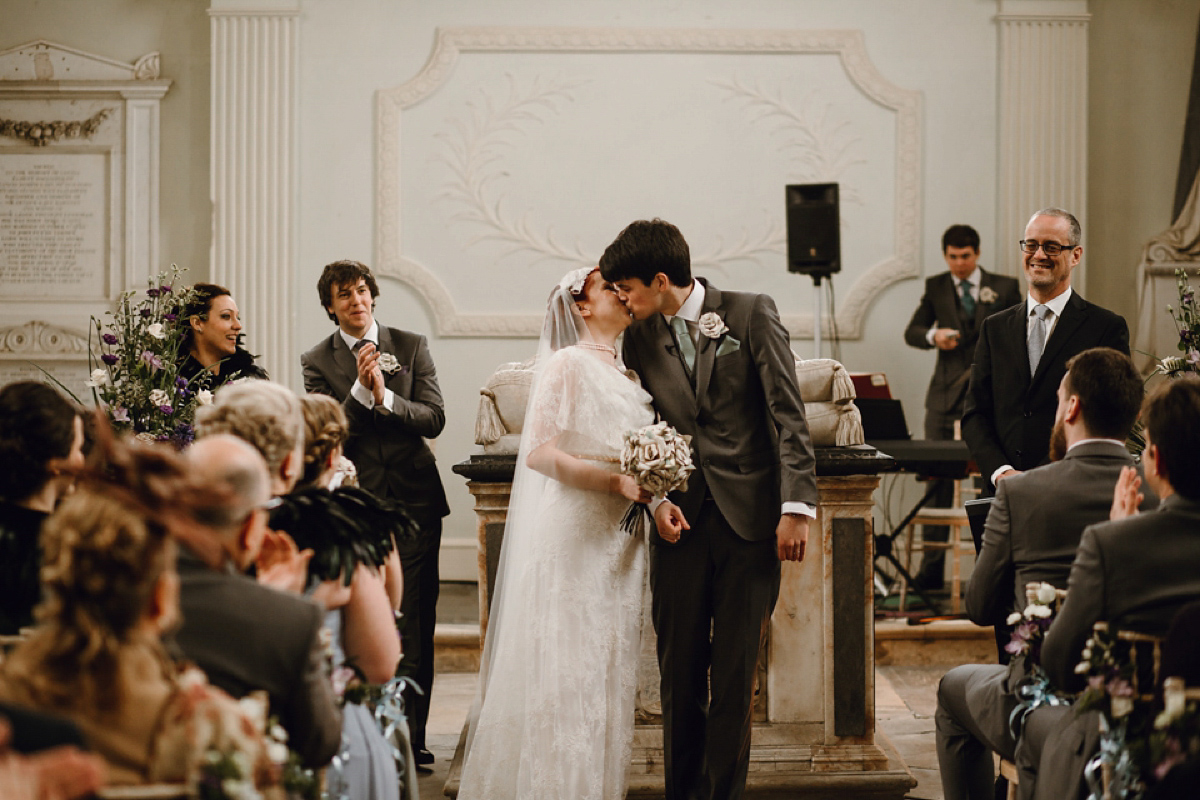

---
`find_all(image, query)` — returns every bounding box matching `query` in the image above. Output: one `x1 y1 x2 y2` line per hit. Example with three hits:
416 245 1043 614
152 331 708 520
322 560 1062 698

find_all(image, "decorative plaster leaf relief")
710 79 865 204
0 321 88 356
134 52 161 80
437 74 594 266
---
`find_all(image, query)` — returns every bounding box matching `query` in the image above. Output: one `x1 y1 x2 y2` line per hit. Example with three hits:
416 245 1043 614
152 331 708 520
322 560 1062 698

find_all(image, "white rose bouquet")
618 420 695 534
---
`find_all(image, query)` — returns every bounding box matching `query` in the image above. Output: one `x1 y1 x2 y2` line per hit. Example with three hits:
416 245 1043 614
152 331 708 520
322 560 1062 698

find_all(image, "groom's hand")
776 514 810 562
654 501 690 544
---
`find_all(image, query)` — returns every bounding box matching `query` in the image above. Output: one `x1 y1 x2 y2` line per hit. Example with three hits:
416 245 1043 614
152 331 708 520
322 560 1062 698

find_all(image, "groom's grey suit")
622 278 818 800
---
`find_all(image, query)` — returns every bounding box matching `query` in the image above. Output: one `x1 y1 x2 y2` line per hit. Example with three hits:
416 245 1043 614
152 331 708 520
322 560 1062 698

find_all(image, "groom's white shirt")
341 320 396 413
663 281 816 521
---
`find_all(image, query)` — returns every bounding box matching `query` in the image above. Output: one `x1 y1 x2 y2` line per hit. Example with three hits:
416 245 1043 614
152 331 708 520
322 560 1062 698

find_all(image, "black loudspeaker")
786 183 840 275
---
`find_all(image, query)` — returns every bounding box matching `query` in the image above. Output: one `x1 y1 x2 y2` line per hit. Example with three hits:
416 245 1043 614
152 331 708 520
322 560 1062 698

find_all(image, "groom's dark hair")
598 219 691 287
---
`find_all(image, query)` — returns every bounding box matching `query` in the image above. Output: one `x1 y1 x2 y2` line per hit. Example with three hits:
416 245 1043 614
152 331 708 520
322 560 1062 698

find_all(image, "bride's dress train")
457 346 654 800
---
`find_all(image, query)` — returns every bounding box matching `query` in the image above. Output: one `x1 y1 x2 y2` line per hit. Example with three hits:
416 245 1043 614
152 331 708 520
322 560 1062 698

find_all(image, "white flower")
1112 696 1134 719
1035 583 1057 605
196 389 214 406
85 369 109 388
558 266 594 296
147 322 166 339
266 741 290 765
698 312 729 340
1025 603 1052 619
1081 648 1092 660
148 388 170 407
979 286 999 304
269 723 288 743
1075 661 1090 674
1006 612 1023 626
377 352 402 374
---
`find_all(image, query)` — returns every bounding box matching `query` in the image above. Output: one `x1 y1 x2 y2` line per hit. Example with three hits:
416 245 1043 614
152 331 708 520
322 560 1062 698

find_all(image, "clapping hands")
355 340 386 406
1110 466 1144 521
256 529 314 594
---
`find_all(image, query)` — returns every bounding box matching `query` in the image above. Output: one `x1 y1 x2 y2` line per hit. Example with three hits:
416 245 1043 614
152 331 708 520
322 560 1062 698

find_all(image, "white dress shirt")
342 320 396 412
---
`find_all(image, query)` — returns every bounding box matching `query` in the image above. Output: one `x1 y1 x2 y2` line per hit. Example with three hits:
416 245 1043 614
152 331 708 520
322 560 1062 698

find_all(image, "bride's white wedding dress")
457 345 655 800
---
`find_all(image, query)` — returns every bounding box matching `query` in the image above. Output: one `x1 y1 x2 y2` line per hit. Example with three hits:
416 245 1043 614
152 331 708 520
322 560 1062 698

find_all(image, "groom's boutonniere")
979 286 998 304
698 312 741 357
376 352 406 375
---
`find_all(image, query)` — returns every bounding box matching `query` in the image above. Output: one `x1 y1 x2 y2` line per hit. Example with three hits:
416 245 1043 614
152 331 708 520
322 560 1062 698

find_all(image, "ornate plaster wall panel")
0 39 170 386
377 28 922 338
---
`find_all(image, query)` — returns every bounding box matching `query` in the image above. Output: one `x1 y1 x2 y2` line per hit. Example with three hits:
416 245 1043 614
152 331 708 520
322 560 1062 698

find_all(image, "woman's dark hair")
0 382 79 502
598 219 691 288
317 260 380 324
179 283 233 349
1143 375 1200 501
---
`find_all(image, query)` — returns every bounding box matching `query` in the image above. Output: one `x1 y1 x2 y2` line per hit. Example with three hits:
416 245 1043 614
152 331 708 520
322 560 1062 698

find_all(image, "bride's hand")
610 474 651 503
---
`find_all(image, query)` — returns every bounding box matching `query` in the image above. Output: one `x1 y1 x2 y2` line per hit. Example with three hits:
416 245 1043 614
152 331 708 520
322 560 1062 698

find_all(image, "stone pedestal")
449 446 913 799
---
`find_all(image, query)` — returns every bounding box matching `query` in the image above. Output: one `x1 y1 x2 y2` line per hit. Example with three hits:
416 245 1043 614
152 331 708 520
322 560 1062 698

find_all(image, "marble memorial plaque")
0 150 109 299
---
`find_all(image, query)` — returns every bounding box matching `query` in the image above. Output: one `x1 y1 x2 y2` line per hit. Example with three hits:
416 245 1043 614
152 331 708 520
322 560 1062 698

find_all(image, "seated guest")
0 382 85 635
1016 375 1200 800
936 347 1148 800
176 383 342 768
0 438 282 794
177 283 268 387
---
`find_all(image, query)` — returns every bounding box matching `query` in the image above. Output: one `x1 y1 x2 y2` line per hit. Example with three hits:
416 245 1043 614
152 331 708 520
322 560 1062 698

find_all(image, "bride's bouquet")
618 421 695 535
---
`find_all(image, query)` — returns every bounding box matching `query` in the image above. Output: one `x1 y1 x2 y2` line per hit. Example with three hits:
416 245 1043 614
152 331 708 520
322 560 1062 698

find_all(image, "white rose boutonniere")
376 352 405 375
698 312 729 339
698 311 741 357
979 286 998 304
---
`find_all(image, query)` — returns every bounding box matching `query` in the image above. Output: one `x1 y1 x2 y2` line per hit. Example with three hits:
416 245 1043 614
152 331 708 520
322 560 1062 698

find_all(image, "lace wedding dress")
457 345 655 800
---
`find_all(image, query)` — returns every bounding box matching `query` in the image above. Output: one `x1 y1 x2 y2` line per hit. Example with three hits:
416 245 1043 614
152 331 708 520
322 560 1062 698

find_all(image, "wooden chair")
898 477 976 613
97 787 189 800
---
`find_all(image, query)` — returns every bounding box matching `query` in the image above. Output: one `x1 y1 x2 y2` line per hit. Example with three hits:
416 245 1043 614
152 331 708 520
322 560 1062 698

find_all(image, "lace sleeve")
523 349 583 454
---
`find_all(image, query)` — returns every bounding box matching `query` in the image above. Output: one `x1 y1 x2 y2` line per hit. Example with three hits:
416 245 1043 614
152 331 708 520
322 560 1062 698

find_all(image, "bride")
457 266 655 799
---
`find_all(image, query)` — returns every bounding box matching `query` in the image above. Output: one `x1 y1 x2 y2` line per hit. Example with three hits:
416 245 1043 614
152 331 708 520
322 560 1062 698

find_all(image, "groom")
600 219 819 800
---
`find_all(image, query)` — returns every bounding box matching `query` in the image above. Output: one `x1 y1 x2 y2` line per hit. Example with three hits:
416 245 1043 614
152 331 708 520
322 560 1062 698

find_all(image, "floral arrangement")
618 421 695 534
1148 678 1200 784
1005 582 1071 738
1156 269 1200 378
85 266 207 448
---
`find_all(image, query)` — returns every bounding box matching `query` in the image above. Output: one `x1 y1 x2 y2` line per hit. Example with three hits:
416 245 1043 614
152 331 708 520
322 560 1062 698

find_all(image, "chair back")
96 786 189 800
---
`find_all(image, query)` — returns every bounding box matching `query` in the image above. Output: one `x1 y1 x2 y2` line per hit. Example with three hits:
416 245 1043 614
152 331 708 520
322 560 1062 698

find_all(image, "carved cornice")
0 321 89 357
0 40 162 83
377 27 922 338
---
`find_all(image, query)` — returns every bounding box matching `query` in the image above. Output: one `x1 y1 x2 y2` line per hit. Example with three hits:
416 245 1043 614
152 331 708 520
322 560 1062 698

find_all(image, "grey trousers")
935 663 1020 800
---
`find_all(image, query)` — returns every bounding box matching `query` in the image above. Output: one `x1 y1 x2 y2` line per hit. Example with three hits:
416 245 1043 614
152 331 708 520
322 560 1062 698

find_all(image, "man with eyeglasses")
962 208 1129 498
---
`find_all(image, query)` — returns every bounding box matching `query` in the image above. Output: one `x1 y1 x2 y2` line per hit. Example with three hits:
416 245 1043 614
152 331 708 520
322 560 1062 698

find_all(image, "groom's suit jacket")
904 268 1022 419
962 291 1129 486
301 324 449 526
622 279 818 541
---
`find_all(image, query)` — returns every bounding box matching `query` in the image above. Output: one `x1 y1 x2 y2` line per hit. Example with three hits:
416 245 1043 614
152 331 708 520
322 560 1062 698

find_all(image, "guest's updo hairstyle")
317 260 380 324
0 381 79 503
299 393 349 488
4 432 196 714
178 283 233 348
195 380 303 476
1143 374 1200 501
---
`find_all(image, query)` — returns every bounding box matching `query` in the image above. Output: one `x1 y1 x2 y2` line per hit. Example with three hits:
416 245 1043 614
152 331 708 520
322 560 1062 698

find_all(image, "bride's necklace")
576 341 617 358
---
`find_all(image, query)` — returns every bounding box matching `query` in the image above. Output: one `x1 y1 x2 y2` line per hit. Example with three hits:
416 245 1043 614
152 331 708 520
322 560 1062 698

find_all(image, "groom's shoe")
415 749 434 773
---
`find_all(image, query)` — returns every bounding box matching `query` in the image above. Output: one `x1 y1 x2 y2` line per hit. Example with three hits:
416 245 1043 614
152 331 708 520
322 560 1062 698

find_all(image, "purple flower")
147 287 161 298
140 350 163 371
112 407 130 423
1183 288 1194 304
158 404 174 415
101 353 119 365
159 284 172 294
175 376 188 388
1189 349 1200 365
163 313 177 322
140 308 153 318
102 333 118 345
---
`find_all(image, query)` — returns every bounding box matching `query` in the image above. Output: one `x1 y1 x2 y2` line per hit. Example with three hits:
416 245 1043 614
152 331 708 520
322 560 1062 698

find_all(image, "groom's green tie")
670 315 696 375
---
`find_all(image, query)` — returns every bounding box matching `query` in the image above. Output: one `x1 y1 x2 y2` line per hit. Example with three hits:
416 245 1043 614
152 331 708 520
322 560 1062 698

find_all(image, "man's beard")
1048 418 1067 463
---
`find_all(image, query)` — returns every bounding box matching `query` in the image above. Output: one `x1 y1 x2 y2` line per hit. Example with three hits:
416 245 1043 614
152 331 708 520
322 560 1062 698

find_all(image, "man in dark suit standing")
300 260 449 769
962 208 1130 495
1016 376 1200 800
904 224 1021 589
600 219 819 800
933 347 1149 800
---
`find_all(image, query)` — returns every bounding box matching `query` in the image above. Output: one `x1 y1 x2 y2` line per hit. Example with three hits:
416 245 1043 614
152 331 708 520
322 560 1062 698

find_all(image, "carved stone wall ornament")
0 320 89 356
0 108 112 146
377 27 922 338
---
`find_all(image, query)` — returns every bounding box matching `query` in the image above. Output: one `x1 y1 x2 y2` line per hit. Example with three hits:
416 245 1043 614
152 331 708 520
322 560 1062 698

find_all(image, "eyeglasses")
1019 239 1077 257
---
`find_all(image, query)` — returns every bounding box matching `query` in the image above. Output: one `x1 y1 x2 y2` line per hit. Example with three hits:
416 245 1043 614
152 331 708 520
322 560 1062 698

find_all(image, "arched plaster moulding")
377 27 922 338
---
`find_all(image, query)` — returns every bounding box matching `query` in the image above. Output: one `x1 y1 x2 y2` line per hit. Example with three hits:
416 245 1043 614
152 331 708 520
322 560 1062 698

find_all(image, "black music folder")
965 497 994 554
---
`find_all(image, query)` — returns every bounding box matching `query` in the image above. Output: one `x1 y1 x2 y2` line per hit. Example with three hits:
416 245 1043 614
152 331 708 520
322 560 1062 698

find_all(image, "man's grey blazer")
620 278 818 541
965 440 1153 627
300 324 448 525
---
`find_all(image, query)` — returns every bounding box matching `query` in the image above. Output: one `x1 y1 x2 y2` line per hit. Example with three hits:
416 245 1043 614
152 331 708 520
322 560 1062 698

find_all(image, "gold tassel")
475 388 506 446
